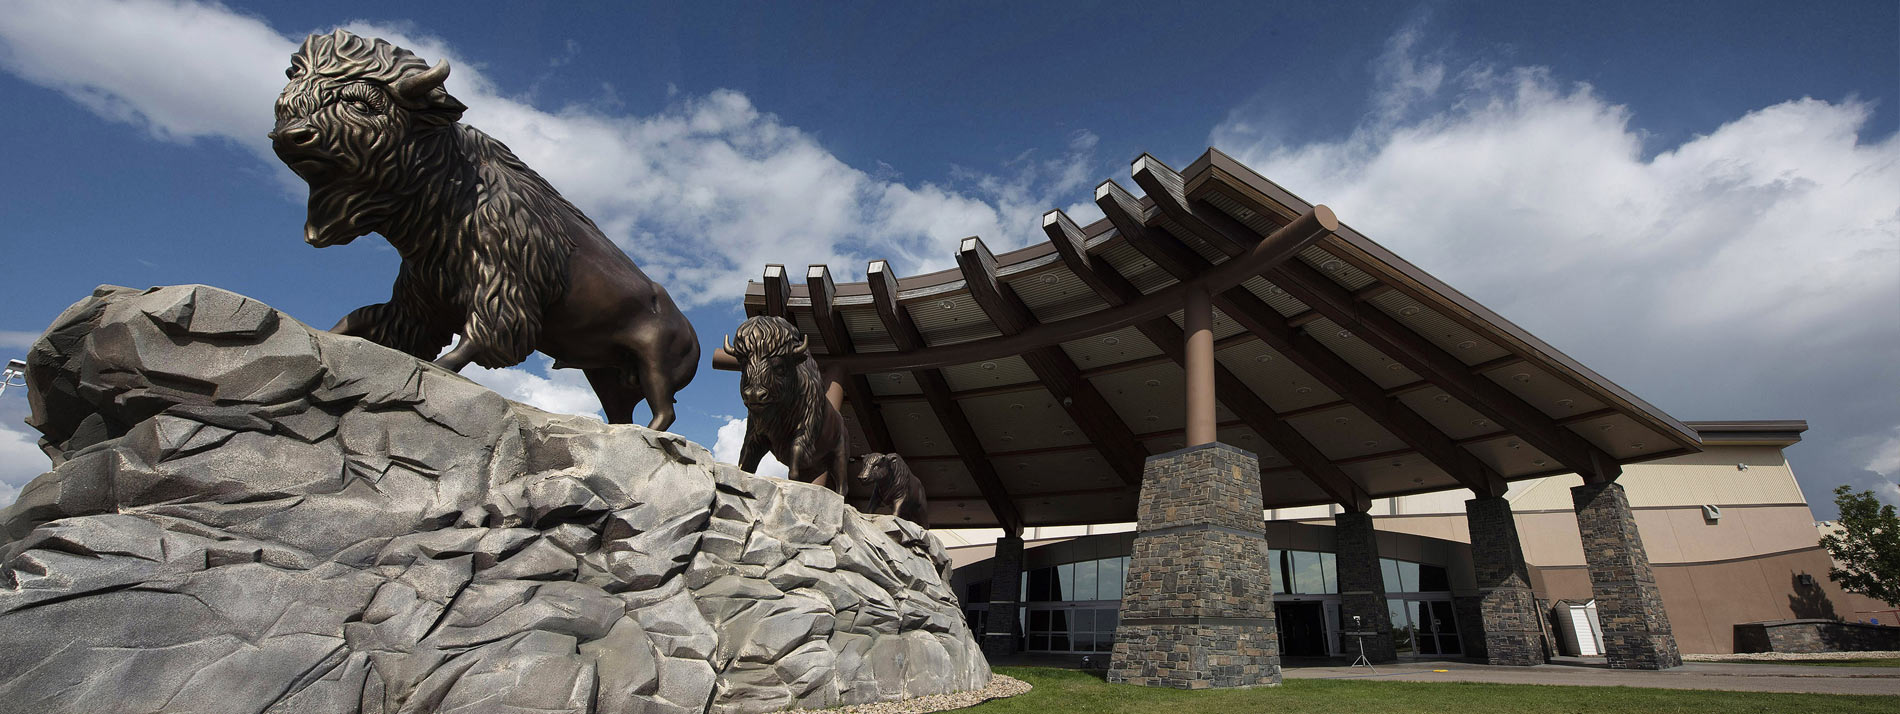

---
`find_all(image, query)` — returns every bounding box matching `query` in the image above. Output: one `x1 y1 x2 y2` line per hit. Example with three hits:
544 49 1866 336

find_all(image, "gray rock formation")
0 285 988 713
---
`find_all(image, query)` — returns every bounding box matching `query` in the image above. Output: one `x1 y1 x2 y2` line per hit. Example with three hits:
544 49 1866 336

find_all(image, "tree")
1819 484 1900 608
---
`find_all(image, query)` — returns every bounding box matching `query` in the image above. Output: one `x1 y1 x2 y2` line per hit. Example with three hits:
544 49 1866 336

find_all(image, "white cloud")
458 355 604 420
0 421 50 508
1212 30 1900 514
710 417 785 479
0 0 1100 307
1863 425 1900 478
0 331 38 351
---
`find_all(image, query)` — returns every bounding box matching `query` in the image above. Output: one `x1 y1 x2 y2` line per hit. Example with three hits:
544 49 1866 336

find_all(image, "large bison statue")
269 30 697 430
725 316 850 495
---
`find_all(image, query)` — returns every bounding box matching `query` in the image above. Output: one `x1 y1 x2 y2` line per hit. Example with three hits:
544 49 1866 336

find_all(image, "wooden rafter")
761 264 792 319
1054 206 1373 509
868 260 1026 534
805 265 895 455
1128 154 1621 483
956 236 1148 486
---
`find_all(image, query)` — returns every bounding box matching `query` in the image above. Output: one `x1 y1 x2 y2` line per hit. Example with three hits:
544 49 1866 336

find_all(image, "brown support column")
982 535 1025 659
1183 287 1216 447
1571 481 1681 669
821 365 846 412
1466 495 1546 665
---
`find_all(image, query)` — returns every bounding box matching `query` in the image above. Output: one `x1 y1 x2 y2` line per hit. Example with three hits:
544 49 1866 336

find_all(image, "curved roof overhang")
736 148 1701 534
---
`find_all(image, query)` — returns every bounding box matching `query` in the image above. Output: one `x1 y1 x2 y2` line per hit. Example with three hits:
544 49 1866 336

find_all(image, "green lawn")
961 667 1897 713
1713 658 1900 668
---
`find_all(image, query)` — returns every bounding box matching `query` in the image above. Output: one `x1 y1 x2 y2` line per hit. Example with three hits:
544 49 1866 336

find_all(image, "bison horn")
392 60 451 102
724 334 734 354
794 334 809 355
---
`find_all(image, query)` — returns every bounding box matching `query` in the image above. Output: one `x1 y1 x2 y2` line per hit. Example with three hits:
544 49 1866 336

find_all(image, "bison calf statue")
725 316 850 495
270 30 697 429
856 453 929 528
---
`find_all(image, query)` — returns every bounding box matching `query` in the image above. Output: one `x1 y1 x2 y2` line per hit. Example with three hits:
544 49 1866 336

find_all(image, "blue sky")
0 0 1895 517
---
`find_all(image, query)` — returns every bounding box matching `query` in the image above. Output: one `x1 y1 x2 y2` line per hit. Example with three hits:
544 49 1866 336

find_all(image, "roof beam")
869 260 1026 534
805 265 895 455
957 237 1149 486
761 264 791 319
1061 206 1372 510
1129 154 1622 484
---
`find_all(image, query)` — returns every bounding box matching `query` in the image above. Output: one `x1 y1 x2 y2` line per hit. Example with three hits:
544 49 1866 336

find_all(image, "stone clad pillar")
981 534 1024 658
1332 510 1397 663
1109 444 1280 688
1465 495 1545 665
1571 481 1681 669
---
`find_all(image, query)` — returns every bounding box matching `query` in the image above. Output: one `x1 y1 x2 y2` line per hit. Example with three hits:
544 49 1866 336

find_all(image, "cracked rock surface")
0 285 989 714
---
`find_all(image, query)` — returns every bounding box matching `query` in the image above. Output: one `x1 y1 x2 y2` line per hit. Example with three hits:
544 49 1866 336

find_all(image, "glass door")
1394 599 1461 656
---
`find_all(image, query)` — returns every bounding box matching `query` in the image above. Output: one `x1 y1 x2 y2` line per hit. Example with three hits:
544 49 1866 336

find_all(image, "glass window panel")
1029 568 1051 602
1388 599 1414 654
1050 634 1070 652
1420 564 1449 593
1096 634 1115 652
1071 609 1094 634
1073 632 1094 652
1291 551 1325 595
1055 563 1075 601
1030 609 1050 631
1399 562 1420 593
1099 557 1125 601
1432 601 1458 634
1381 558 1401 592
1030 634 1049 651
1075 560 1099 601
1320 552 1338 594
1267 549 1285 594
1099 609 1118 633
1021 571 1028 601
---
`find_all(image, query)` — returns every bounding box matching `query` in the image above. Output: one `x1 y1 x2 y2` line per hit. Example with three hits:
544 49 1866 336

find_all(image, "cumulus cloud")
459 355 604 420
0 420 49 508
0 0 1098 307
1212 27 1900 515
710 417 785 479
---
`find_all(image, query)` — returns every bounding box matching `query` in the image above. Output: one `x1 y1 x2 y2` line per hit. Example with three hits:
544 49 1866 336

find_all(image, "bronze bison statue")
855 453 929 527
725 316 849 495
269 30 697 429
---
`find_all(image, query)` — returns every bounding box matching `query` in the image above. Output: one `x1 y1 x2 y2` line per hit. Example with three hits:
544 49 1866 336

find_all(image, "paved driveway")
1282 658 1900 696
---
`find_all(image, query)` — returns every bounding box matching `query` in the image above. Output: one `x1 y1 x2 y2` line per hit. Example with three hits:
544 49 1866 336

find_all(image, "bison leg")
633 355 678 432
434 337 481 373
738 437 768 473
828 446 850 497
583 367 638 425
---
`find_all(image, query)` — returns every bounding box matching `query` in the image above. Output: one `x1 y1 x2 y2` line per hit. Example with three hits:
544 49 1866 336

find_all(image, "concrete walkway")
1281 657 1900 696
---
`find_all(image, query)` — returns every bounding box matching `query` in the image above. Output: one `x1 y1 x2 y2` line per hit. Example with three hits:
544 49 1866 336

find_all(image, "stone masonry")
1465 495 1545 665
1332 511 1396 663
981 535 1024 658
1572 481 1682 669
1109 443 1280 689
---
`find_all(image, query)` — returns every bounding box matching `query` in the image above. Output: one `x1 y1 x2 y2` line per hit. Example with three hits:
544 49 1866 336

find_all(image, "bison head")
270 30 467 248
855 453 899 485
726 316 810 411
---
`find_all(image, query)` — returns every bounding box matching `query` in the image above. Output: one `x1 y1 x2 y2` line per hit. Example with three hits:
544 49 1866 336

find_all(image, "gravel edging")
786 674 1032 714
1684 651 1900 662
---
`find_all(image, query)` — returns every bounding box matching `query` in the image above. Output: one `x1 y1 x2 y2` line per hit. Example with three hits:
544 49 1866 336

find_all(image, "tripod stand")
1349 633 1376 673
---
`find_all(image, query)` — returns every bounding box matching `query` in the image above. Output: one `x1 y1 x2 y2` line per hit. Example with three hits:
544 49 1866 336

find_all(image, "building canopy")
740 149 1699 534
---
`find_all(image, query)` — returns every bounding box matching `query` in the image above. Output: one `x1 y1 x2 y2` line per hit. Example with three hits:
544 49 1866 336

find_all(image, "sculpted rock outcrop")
0 285 986 713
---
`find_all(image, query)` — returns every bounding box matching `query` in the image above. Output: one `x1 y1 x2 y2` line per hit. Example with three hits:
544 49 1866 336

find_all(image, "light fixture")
1362 440 1378 448
0 359 23 399
1061 429 1075 437
1399 306 1421 316
1041 274 1058 284
1434 394 1451 403
1321 259 1344 272
1337 329 1353 339
1009 403 1025 410
1472 419 1488 427
1532 459 1547 466
1736 463 1749 471
1296 386 1312 394
1144 415 1159 422
1102 336 1120 346
908 412 920 419
1457 340 1476 350
1256 354 1273 363
1507 441 1521 449
1388 363 1403 370
889 373 904 382
1557 398 1574 408
1630 442 1645 449
1334 416 1350 424
981 361 996 370
1145 379 1160 388
939 299 956 310
1511 373 1532 383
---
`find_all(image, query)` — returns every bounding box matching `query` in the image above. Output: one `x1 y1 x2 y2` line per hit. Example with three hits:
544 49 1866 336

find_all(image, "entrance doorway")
1388 598 1461 657
1276 602 1328 657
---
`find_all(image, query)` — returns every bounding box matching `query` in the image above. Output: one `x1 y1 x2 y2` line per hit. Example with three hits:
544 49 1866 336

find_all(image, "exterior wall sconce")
1702 505 1722 523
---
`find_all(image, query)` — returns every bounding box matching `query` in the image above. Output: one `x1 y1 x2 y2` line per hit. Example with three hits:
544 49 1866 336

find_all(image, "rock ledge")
0 285 988 714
